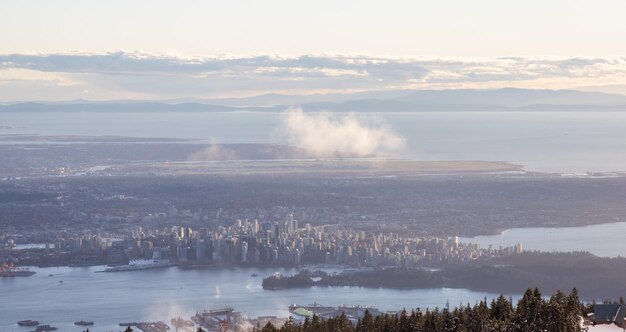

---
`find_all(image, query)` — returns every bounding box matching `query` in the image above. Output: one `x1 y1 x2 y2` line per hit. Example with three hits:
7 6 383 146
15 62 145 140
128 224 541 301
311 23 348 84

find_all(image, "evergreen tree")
281 316 297 332
398 309 410 331
357 309 375 332
261 321 278 332
252 288 585 332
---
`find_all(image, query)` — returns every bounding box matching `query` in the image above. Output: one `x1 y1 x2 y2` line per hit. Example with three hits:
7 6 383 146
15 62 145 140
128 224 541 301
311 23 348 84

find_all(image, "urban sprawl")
2 212 523 269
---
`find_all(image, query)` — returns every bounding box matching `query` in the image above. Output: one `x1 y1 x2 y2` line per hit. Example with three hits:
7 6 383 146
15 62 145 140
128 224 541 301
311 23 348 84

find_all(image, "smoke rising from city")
277 108 406 157
187 141 239 161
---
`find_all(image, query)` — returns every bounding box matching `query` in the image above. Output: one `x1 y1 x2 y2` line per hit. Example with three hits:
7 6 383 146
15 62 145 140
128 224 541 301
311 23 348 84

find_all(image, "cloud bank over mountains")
2 52 626 101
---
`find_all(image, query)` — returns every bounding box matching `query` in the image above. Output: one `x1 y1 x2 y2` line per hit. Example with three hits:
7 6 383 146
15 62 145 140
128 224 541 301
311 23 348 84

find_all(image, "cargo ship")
17 320 39 326
32 324 57 332
1 262 35 277
103 259 172 272
74 320 94 326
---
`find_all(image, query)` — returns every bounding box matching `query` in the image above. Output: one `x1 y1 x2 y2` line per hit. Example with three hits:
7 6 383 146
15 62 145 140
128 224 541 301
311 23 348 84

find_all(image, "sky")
1 0 626 101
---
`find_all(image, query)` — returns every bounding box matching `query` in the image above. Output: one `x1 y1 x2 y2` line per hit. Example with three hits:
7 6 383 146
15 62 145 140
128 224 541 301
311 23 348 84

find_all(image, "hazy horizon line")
2 51 626 101
4 86 626 105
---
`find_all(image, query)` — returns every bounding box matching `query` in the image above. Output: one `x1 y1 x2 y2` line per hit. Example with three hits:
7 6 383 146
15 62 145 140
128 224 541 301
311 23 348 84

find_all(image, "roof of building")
593 304 626 323
292 308 314 318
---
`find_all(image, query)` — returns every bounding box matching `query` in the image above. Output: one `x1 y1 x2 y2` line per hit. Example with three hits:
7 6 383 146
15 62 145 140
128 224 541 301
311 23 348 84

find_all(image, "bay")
459 221 626 257
1 266 504 332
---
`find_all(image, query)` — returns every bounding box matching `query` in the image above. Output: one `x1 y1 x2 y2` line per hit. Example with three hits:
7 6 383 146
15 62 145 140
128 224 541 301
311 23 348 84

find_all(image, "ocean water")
0 266 504 331
459 221 626 257
1 111 626 173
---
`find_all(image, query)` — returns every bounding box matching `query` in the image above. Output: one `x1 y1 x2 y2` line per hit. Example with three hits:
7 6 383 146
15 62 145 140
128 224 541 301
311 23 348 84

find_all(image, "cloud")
187 143 238 161
277 108 406 156
1 52 626 100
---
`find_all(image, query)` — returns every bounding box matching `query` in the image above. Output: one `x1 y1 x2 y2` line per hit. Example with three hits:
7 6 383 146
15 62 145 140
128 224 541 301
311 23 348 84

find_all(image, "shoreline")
9 220 626 270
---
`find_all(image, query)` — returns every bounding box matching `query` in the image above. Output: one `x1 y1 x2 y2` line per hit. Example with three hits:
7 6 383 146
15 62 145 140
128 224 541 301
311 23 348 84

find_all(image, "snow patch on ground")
585 324 625 331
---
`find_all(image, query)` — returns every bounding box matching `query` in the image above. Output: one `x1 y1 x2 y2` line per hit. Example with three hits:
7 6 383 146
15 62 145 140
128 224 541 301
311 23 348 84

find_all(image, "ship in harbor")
17 320 39 327
31 324 57 332
103 259 172 272
1 262 35 277
74 320 94 326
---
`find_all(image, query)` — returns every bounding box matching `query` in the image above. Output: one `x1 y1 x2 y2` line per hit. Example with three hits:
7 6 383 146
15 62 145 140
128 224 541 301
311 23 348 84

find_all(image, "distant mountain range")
3 88 626 112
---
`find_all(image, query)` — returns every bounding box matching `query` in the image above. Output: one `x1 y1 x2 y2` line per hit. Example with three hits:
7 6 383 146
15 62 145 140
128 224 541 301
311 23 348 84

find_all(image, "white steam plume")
277 108 406 156
187 139 238 161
